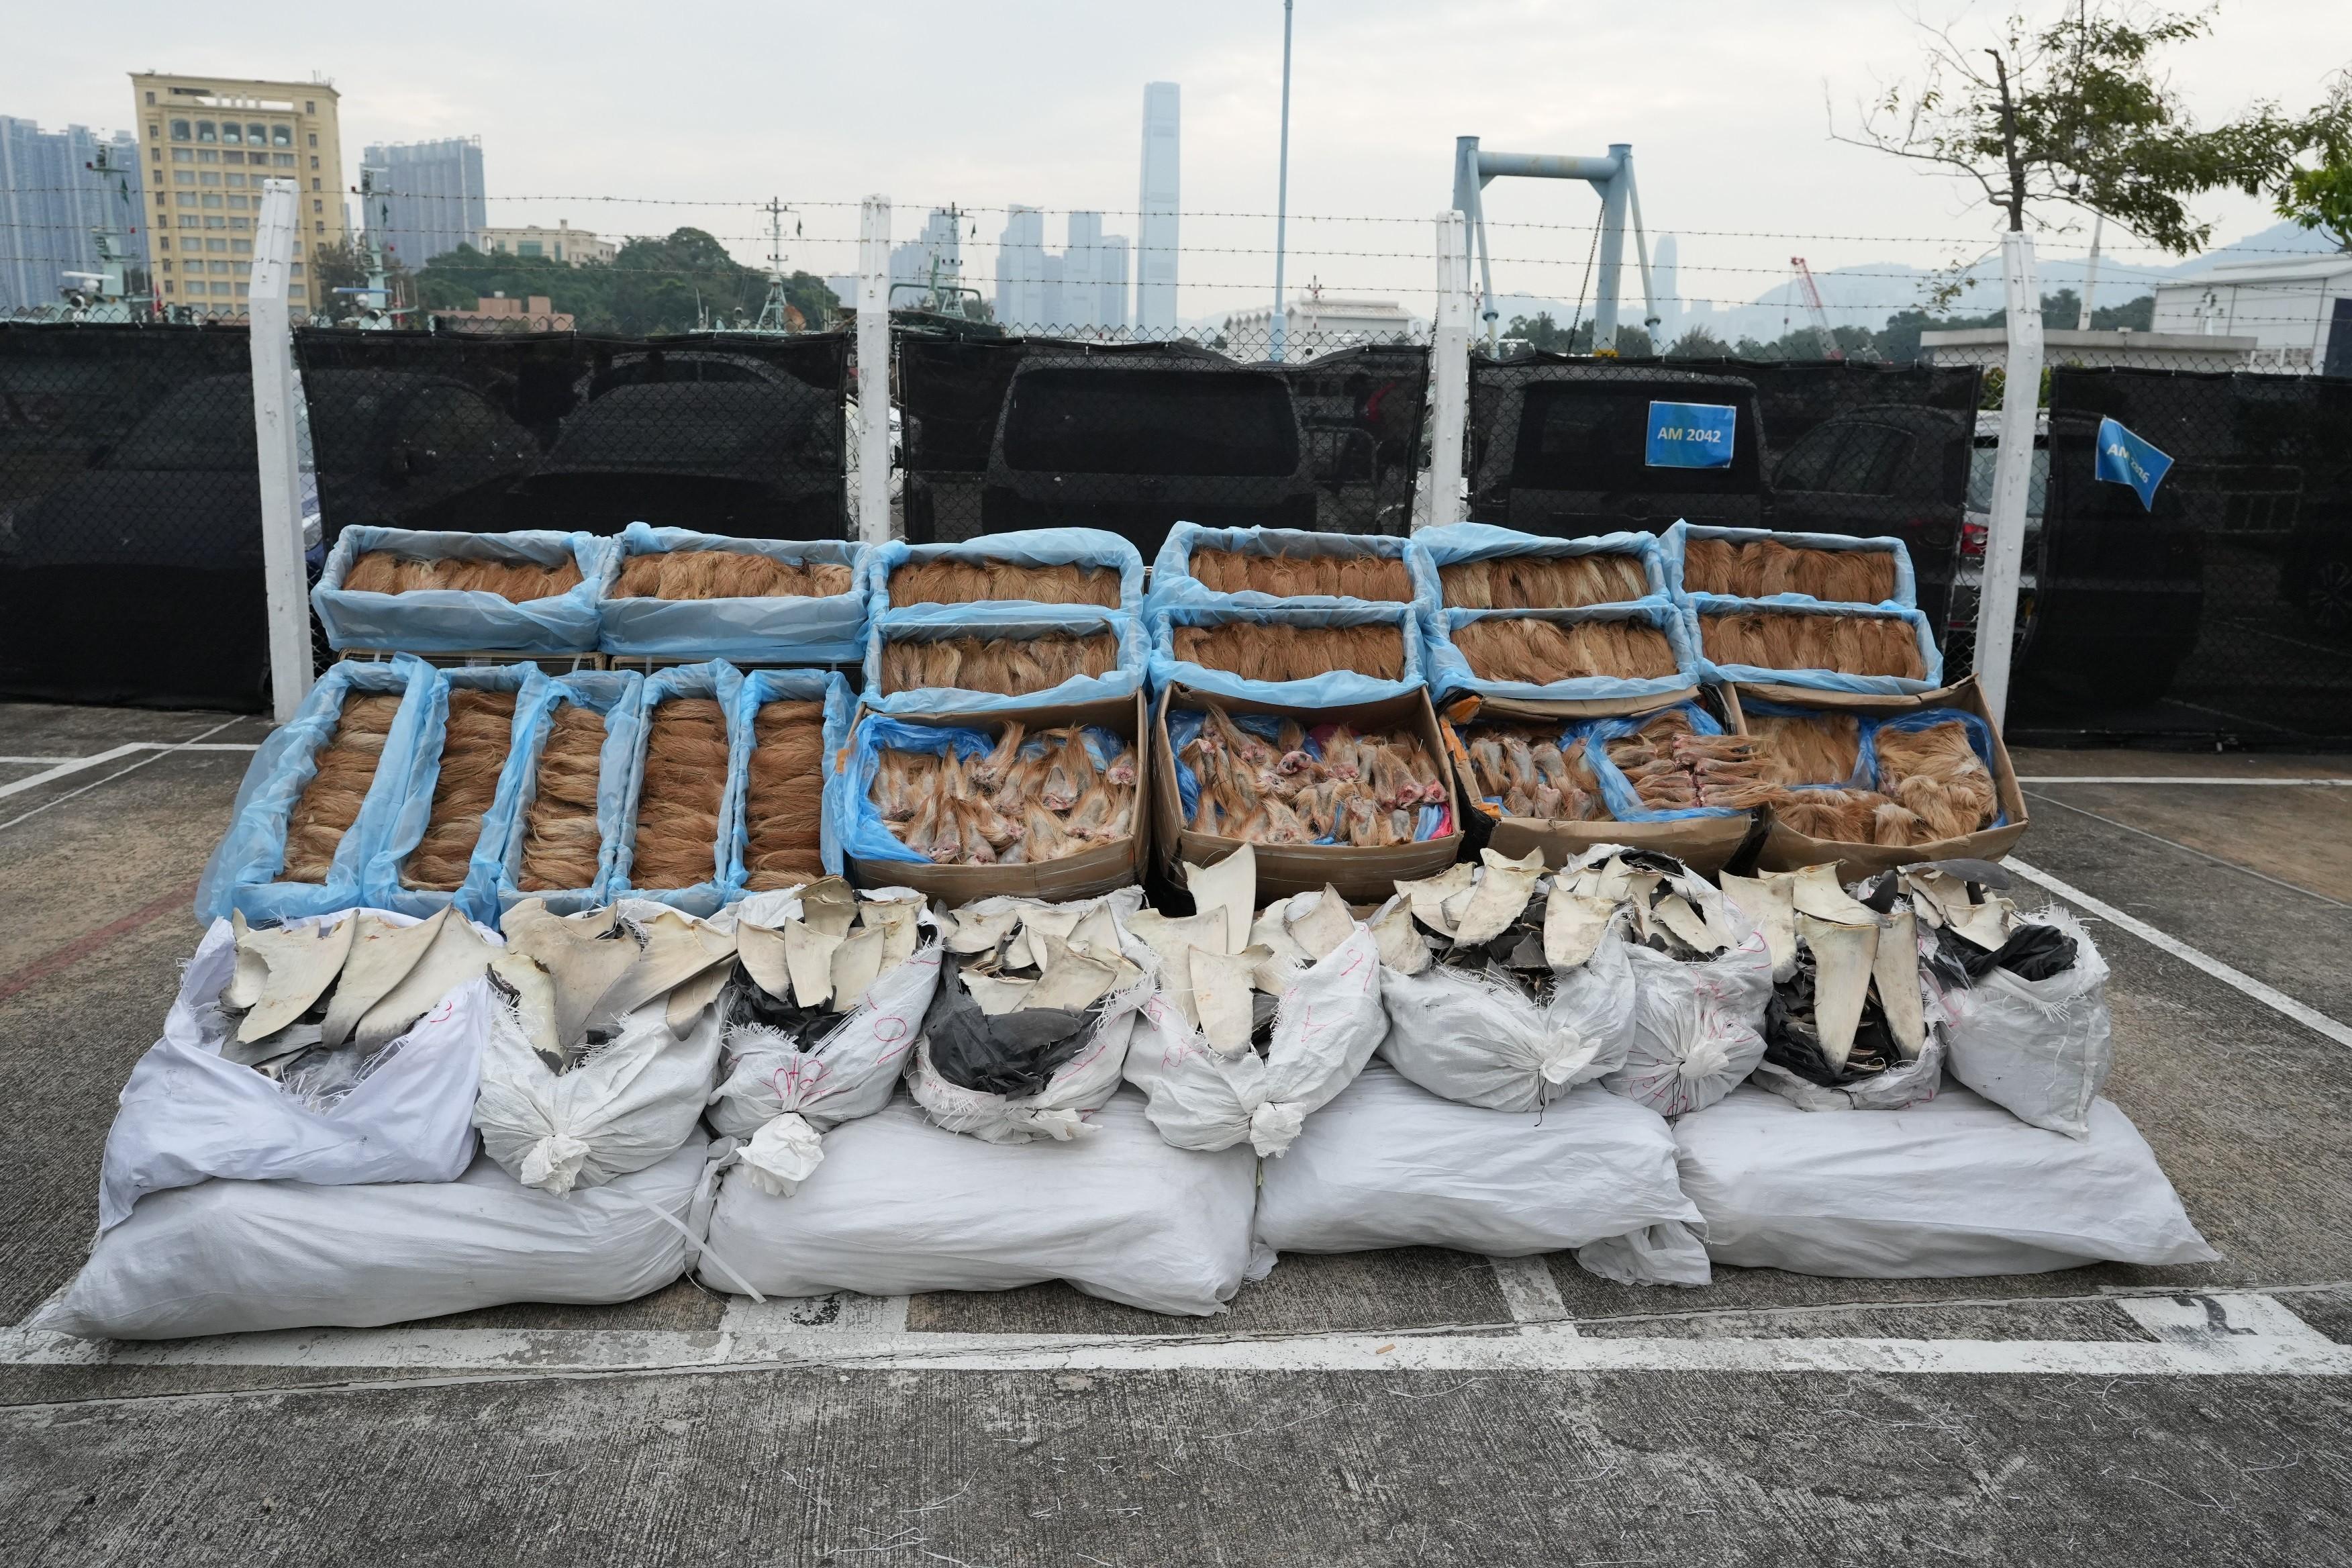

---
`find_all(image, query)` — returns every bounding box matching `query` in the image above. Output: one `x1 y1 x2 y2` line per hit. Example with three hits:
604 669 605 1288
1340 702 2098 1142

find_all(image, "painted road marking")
1488 1256 1573 1326
2022 791 2352 912
2010 856 2352 1051
0 738 261 799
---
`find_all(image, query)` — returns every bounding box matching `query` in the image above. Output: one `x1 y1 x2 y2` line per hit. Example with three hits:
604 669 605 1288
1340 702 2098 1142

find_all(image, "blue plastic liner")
864 528 1144 616
491 669 645 920
1864 706 2011 828
313 527 621 654
1165 708 1449 844
1415 522 1668 611
364 663 548 926
1145 523 1440 621
864 603 1144 714
1734 693 1873 789
1149 599 1427 707
1663 520 1918 608
726 666 855 886
1685 592 1945 695
830 714 1138 866
1424 598 1702 704
1576 701 1749 822
195 656 440 924
599 523 867 663
608 660 746 917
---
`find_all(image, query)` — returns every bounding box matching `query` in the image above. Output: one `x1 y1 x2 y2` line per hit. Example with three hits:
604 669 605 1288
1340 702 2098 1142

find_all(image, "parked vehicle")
1765 403 1972 625
1467 368 1767 538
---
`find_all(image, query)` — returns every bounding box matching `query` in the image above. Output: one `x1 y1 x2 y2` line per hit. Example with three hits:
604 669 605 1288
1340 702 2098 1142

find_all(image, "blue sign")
2095 416 2173 510
1645 401 1738 469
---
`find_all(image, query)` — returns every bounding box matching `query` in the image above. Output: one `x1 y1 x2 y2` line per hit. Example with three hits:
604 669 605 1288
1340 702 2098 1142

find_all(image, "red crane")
1791 257 1843 360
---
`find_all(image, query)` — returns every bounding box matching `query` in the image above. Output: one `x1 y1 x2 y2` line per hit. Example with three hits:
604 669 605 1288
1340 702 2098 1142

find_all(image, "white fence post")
1975 229 2043 722
856 195 893 544
1422 209 1472 530
247 179 312 723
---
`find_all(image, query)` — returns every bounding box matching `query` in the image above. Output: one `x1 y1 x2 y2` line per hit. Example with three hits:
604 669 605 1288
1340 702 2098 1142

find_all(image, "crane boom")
1791 256 1843 361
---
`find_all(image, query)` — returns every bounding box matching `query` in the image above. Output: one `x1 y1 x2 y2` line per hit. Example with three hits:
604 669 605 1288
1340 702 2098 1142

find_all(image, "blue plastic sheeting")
195 656 440 924
1865 706 2011 828
1149 599 1428 707
1416 521 1669 609
1685 592 1945 695
1424 598 1702 705
864 528 1144 616
1577 701 1748 822
1662 520 1918 608
830 715 1136 865
728 666 856 884
1144 523 1440 621
313 526 622 654
491 669 645 920
1734 694 1873 789
608 660 747 918
599 523 867 663
364 663 548 926
1165 708 1449 844
863 603 1145 715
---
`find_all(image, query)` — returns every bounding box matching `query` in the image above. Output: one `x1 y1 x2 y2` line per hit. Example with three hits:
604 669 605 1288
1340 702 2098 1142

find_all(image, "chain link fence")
896 322 1428 555
1998 366 2352 746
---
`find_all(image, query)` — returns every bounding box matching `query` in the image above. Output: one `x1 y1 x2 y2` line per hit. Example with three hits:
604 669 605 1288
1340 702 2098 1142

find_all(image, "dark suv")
1469 369 1766 537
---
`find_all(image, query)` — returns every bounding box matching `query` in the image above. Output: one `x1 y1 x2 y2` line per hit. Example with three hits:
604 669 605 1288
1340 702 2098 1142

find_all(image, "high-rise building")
1651 234 1680 346
996 205 1048 329
361 136 485 270
1061 211 1131 334
0 119 144 313
1136 82 1181 336
129 72 347 317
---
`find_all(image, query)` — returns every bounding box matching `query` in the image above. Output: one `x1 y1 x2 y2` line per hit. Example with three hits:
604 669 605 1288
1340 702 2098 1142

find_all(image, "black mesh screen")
2000 367 2352 746
1466 354 1981 638
0 322 275 709
897 330 1428 554
291 328 852 542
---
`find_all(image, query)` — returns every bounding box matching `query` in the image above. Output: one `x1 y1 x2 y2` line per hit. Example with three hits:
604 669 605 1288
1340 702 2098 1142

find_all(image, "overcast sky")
13 0 2348 320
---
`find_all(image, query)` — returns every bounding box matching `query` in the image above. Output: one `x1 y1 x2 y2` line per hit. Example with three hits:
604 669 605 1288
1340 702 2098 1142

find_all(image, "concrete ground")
5 709 2352 1565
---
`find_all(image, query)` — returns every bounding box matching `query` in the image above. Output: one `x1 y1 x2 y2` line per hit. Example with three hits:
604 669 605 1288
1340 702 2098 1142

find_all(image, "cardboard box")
1440 686 1757 874
841 691 1147 903
1152 683 1463 901
1726 674 2028 883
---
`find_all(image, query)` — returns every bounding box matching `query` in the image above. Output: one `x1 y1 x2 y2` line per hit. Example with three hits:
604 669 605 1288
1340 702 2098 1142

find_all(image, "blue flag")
2095 416 2172 510
1645 401 1738 469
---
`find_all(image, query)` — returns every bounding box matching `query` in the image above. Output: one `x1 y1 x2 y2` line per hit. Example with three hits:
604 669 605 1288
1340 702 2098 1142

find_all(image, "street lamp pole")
1271 0 1294 362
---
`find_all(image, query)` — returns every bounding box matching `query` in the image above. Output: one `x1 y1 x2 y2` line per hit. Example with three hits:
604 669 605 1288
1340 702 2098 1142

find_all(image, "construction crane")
1790 256 1843 361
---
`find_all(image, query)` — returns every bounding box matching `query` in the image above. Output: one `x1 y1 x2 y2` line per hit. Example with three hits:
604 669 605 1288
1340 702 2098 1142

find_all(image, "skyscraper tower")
1651 234 1679 347
1136 82 1180 336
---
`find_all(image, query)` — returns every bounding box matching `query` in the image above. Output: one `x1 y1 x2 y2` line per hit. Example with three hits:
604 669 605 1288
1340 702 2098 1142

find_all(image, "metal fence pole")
1422 209 1472 530
1975 229 2043 722
247 179 312 722
856 195 893 544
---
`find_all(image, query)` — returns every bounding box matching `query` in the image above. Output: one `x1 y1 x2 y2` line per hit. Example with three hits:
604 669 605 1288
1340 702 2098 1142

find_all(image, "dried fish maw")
1873 908 1927 1060
1799 913 1879 1073
352 913 498 1050
488 952 561 1069
1184 843 1257 954
501 900 639 1049
944 908 1021 956
1189 946 1263 1055
735 920 794 1000
1285 885 1359 961
1543 885 1616 969
828 925 887 1012
1030 944 1120 1012
1720 871 1799 982
963 971 1037 1016
1792 863 1875 925
1369 894 1433 975
1451 847 1546 946
234 914 356 1044
783 920 844 1008
322 909 450 1046
665 961 734 1036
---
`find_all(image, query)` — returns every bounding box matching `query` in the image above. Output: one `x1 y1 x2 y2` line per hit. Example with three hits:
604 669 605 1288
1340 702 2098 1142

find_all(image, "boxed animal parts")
834 692 1149 901
865 527 1144 614
605 661 744 916
364 663 544 926
1687 593 1943 695
313 526 621 654
866 603 1144 714
1153 683 1461 901
1148 599 1428 707
726 668 854 889
489 669 645 916
1419 521 1666 610
1424 599 1701 705
1664 520 1916 607
599 522 865 666
1146 522 1438 618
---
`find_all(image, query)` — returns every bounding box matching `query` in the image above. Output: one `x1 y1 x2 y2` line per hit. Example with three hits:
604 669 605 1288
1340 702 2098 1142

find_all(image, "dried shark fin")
321 910 448 1046
1396 861 1477 938
1544 883 1616 969
963 971 1036 1016
1873 907 1927 1061
666 960 734 1035
1369 893 1432 975
1650 891 1730 957
1127 908 1228 1028
1799 912 1879 1073
1451 847 1547 948
796 877 859 940
592 909 737 1028
1285 886 1357 962
735 920 795 1000
1247 902 1314 993
828 924 887 1012
1792 863 1876 926
1189 945 1263 1055
1184 843 1257 954
944 908 1022 957
502 899 642 1051
1029 940 1120 1012
233 913 356 1044
225 912 270 1012
1721 871 1800 983
859 894 926 973
352 912 497 1050
783 920 843 1010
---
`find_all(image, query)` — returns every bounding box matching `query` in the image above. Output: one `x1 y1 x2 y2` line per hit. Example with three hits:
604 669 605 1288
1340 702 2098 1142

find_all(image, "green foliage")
409 228 840 334
1667 326 1735 359
307 239 371 313
2275 72 2352 248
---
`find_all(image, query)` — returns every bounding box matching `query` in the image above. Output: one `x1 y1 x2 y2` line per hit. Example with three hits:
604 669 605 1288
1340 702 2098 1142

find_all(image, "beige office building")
128 72 347 315
477 222 616 266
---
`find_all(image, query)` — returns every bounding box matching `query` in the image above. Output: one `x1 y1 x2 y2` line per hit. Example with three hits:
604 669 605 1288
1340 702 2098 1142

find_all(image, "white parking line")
0 739 260 801
2009 856 2352 1051
1488 1256 1573 1326
3 1291 2343 1379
